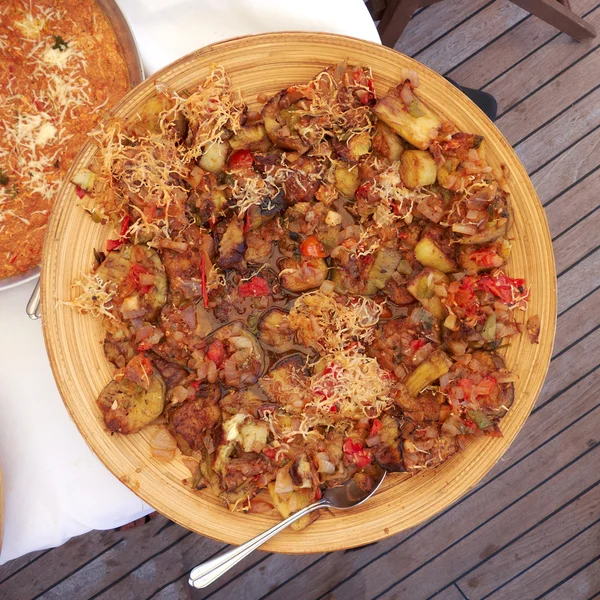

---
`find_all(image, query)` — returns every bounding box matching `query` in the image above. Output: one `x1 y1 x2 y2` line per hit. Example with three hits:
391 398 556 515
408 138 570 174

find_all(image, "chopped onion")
149 427 177 461
366 435 381 448
138 273 155 286
452 223 479 236
400 83 414 107
170 385 189 405
319 279 335 295
158 239 189 252
230 335 253 349
274 467 294 494
316 452 336 474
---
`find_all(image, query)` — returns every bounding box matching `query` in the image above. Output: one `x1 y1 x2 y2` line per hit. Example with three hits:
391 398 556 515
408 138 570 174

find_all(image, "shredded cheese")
58 272 116 320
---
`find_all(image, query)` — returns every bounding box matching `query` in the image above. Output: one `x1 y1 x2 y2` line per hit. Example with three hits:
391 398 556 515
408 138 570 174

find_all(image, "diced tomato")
410 339 426 352
106 238 122 252
469 247 498 267
343 438 363 455
458 377 474 398
300 235 328 258
355 182 372 200
190 380 202 389
126 263 152 294
314 487 323 500
75 186 86 199
370 419 383 437
119 215 131 237
353 450 373 468
476 375 497 397
329 405 338 413
238 276 270 298
243 210 251 234
207 339 226 367
228 149 254 170
263 447 276 460
477 272 527 306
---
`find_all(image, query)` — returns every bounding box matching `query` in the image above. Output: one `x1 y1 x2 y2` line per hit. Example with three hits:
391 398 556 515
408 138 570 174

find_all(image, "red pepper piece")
228 149 254 170
238 276 270 298
207 339 225 367
410 338 426 352
106 238 122 252
300 235 328 258
369 418 383 437
75 186 86 199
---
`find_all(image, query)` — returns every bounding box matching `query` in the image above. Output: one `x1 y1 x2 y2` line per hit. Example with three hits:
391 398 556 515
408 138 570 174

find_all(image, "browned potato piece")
334 164 360 197
279 257 328 292
97 372 166 434
457 239 510 273
128 95 173 136
372 121 404 161
406 268 449 321
230 124 271 152
373 84 443 150
400 150 437 189
199 140 229 173
403 349 452 396
414 237 457 273
267 482 319 531
217 218 247 271
260 354 308 413
258 308 295 351
336 131 372 163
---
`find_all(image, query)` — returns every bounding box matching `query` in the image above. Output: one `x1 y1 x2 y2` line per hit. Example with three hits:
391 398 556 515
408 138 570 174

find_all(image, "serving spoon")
188 466 387 589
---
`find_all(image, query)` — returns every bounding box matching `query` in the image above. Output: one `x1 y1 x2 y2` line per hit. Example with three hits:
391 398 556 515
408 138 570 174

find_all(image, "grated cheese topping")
58 272 116 320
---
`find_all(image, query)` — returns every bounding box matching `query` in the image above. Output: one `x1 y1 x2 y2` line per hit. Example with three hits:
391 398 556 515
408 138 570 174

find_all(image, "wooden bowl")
41 32 556 552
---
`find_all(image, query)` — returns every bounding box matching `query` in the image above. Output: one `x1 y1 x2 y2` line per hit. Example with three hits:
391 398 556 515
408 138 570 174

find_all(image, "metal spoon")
188 467 387 589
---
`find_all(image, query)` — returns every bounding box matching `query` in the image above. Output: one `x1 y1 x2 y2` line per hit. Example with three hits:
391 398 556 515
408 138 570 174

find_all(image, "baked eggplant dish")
64 63 535 529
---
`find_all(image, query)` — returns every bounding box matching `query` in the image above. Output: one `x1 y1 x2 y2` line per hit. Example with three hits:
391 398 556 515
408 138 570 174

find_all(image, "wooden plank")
0 516 192 600
0 527 124 600
529 125 600 205
485 9 600 114
516 85 600 174
330 448 600 599
544 556 600 599
511 0 597 41
455 487 600 598
431 585 469 600
495 49 600 144
447 0 598 88
553 206 600 273
557 248 600 313
536 327 600 408
153 578 189 600
413 1 529 74
484 522 600 599
396 0 491 56
553 287 600 355
246 390 600 600
91 536 227 600
0 549 50 586
545 168 600 239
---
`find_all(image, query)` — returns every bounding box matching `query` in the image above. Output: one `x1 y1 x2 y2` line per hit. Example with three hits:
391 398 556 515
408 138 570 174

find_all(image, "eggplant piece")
97 371 166 434
167 385 221 454
217 218 247 271
403 349 452 396
279 257 328 292
259 354 309 413
103 328 136 369
262 91 310 153
150 354 189 388
333 248 401 296
373 84 443 150
257 308 295 351
230 124 271 152
335 131 372 163
95 244 167 322
471 351 515 417
457 239 510 273
455 198 513 245
406 268 449 321
400 150 437 189
374 414 406 472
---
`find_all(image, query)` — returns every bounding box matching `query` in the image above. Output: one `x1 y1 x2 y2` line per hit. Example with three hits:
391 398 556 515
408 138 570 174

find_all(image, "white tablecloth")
0 0 379 564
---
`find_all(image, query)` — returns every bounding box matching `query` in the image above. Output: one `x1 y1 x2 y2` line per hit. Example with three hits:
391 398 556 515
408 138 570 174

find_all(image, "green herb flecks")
52 35 69 52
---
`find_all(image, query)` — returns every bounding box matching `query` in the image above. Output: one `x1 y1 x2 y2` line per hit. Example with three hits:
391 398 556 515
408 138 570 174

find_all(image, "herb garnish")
52 35 69 52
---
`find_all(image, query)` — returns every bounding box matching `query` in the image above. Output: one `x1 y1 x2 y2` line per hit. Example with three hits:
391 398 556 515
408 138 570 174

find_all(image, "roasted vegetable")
400 150 437 189
230 124 271 152
334 164 360 197
267 482 319 531
414 236 456 273
372 121 404 161
217 218 247 271
199 141 229 173
373 84 442 150
257 308 295 351
97 365 166 434
279 257 328 292
406 268 449 321
404 349 452 396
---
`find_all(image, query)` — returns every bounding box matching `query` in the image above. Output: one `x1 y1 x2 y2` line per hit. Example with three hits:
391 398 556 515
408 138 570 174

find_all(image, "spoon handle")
189 498 329 589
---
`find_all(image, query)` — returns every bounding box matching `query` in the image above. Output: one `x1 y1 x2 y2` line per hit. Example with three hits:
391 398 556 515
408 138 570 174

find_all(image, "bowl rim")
40 30 557 552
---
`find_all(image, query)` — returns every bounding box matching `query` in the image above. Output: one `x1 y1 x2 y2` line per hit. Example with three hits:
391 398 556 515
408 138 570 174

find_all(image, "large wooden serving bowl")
41 32 556 552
